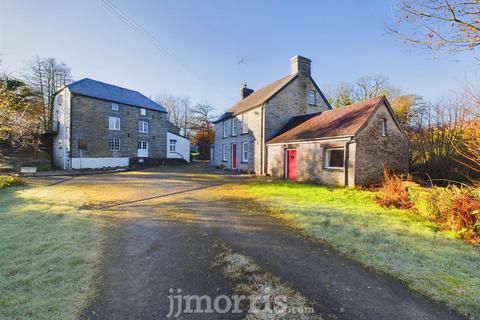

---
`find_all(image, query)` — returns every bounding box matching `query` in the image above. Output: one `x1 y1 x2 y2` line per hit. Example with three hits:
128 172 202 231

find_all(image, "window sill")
240 132 249 136
241 161 249 164
222 160 227 163
323 167 344 172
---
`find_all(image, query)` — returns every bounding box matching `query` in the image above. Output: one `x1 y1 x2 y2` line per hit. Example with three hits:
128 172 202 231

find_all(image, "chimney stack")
240 84 254 99
290 55 311 77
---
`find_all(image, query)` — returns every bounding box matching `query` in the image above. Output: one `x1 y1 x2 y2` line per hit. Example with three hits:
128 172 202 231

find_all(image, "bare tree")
389 0 480 53
156 95 191 135
23 56 72 132
329 75 401 108
189 104 215 159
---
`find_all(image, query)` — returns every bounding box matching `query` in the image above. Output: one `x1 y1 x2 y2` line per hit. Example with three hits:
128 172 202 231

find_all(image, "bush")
376 168 413 209
0 175 24 189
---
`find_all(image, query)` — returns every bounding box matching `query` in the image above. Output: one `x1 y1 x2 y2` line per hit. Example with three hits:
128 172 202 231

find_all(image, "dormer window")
308 90 316 105
112 103 119 111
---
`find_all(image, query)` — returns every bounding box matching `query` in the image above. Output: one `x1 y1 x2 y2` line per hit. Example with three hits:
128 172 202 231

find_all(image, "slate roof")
213 75 297 123
268 96 386 144
66 78 167 112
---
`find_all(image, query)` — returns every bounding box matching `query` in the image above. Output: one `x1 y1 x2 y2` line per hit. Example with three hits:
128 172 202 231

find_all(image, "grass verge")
0 185 104 320
241 180 480 319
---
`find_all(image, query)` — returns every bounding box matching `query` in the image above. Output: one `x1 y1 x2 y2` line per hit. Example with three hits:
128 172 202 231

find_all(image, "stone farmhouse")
211 56 408 186
52 78 189 170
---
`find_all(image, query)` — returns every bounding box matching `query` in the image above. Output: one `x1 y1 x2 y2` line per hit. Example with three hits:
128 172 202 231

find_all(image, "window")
324 148 344 169
109 116 120 130
57 95 63 105
231 118 237 136
241 141 249 163
381 119 387 137
169 139 177 152
112 103 119 111
109 138 120 151
139 120 149 133
138 140 148 149
140 108 146 116
222 121 227 138
308 90 316 105
222 144 228 161
241 113 248 134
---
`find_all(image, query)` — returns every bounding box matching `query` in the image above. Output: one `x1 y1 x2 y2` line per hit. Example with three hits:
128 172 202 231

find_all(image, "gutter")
344 136 355 187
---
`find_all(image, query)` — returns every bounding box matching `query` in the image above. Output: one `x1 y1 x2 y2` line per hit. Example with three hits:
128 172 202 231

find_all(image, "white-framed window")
324 148 344 169
241 113 248 134
308 90 316 105
222 121 227 138
140 108 146 116
169 139 177 152
109 116 121 130
139 120 149 133
241 141 249 163
231 118 237 136
381 119 387 137
222 144 228 161
137 140 148 150
109 138 120 151
57 94 63 105
112 103 119 111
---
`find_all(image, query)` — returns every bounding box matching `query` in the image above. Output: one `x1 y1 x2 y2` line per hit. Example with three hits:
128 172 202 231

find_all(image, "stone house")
52 78 171 170
211 56 408 186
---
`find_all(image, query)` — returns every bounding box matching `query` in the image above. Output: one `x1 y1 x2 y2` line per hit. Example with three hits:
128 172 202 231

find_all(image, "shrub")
0 175 24 189
420 186 480 243
376 168 413 209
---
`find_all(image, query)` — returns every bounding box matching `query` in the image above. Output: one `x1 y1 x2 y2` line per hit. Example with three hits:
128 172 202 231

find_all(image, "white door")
137 141 148 157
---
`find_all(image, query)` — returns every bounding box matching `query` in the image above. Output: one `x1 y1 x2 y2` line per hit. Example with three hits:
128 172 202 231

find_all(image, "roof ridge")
68 78 142 94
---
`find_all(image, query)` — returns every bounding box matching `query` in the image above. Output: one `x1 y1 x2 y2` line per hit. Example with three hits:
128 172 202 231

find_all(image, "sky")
1 0 479 115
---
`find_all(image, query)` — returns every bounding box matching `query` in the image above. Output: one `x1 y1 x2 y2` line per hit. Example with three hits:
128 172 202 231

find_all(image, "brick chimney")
290 55 311 77
240 84 254 99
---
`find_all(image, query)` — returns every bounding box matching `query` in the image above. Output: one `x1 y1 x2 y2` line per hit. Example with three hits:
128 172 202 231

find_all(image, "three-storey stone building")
52 78 168 170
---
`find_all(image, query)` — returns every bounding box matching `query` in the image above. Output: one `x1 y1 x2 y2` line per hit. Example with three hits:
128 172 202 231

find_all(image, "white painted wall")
167 131 190 162
52 88 72 170
71 157 129 169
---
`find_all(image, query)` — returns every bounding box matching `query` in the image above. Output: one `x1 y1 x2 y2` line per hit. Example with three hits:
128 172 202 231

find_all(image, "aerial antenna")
238 58 246 86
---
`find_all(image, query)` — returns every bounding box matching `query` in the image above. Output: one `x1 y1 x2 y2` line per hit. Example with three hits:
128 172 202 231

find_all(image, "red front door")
232 144 237 170
287 149 297 180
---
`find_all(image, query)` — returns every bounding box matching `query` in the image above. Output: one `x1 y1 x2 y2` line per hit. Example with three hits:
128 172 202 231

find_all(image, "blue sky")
1 0 478 115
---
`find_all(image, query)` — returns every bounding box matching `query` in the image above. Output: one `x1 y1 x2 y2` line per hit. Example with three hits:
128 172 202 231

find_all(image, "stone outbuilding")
267 96 409 186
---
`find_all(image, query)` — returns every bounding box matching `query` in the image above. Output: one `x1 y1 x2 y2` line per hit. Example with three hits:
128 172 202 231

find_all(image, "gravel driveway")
38 164 463 320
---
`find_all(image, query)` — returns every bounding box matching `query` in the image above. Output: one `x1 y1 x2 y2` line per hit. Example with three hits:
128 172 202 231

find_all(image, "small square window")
308 90 316 105
140 108 146 116
324 148 344 169
112 103 119 111
109 138 120 151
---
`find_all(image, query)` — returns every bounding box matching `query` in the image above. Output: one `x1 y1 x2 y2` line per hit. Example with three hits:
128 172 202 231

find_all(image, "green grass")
0 186 103 320
244 180 480 319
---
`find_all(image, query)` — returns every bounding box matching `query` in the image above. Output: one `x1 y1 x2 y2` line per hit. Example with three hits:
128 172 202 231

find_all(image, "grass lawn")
0 185 104 320
241 180 480 319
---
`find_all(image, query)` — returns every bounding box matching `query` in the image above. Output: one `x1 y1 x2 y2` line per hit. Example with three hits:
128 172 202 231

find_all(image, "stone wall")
70 95 167 159
354 102 409 186
267 138 353 186
265 76 329 141
212 106 261 173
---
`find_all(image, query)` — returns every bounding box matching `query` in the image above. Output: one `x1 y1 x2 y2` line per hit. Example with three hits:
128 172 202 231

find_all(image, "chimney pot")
240 84 254 99
290 55 311 77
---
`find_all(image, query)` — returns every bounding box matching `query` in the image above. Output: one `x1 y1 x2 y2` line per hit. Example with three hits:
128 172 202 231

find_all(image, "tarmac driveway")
31 164 464 320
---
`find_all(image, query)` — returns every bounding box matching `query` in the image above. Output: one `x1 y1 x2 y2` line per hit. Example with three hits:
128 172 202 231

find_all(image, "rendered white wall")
167 131 190 162
71 157 129 169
